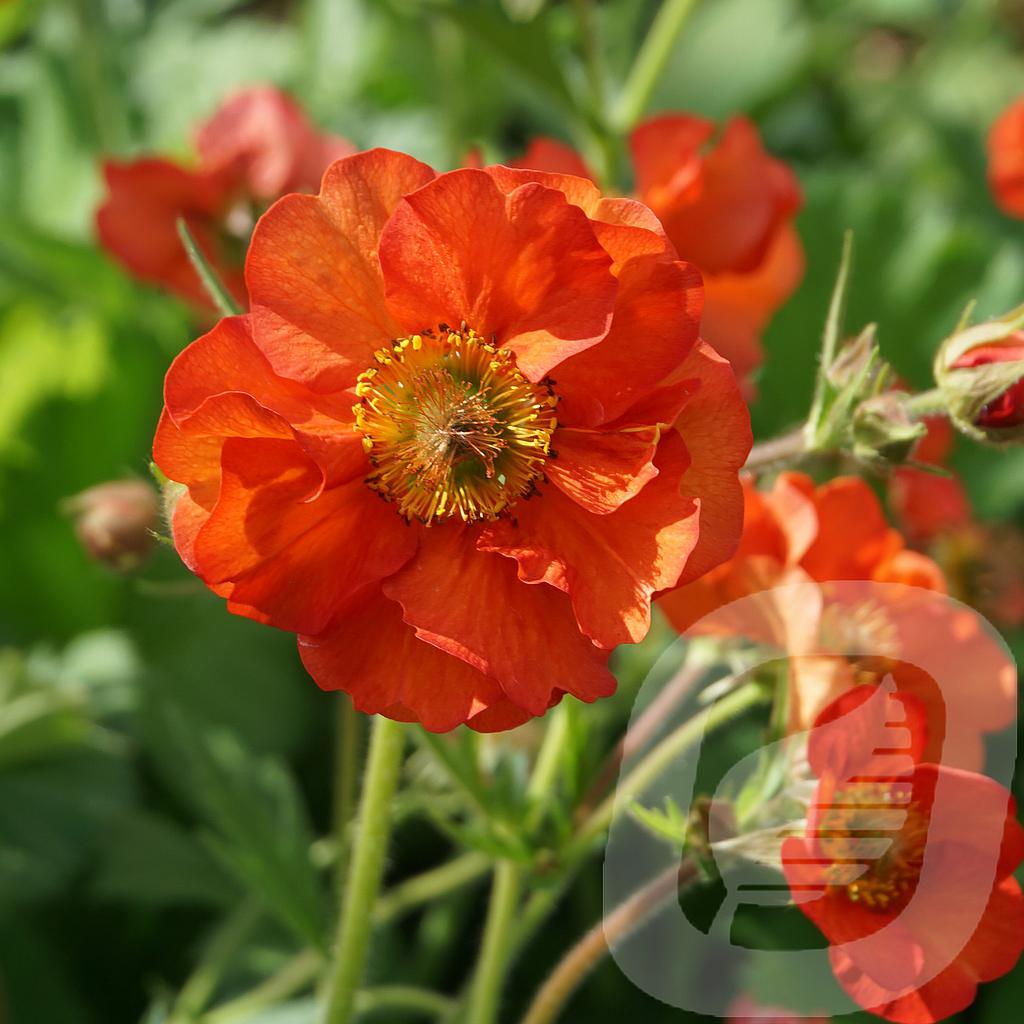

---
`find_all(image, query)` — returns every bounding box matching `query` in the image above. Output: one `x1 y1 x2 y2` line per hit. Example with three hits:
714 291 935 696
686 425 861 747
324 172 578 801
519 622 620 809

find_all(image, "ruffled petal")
546 424 660 514
479 433 698 646
381 524 615 715
552 255 703 427
163 315 365 489
380 169 617 380
299 589 511 732
484 165 671 272
671 341 753 585
246 149 436 391
192 437 417 634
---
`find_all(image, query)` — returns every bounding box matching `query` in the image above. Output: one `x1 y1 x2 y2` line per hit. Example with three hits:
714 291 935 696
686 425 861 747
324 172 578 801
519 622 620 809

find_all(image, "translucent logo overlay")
603 581 1018 1017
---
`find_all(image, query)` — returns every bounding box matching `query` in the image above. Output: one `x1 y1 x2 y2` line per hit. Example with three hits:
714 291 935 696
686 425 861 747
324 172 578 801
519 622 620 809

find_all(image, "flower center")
354 325 557 524
818 784 928 912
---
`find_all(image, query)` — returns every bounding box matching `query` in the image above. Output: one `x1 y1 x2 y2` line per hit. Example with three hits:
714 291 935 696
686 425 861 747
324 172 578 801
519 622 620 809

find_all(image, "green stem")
332 694 360 897
204 950 322 1024
176 218 243 317
171 900 263 1021
322 716 407 1024
743 427 808 473
466 860 523 1024
905 388 948 420
356 986 456 1018
612 0 701 130
375 851 491 925
524 701 572 834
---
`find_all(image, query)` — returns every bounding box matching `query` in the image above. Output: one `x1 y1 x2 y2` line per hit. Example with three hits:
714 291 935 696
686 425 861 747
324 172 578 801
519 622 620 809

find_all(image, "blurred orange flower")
96 86 353 309
784 686 1024 1023
659 472 946 636
154 150 751 731
988 96 1024 217
629 115 804 385
888 416 970 546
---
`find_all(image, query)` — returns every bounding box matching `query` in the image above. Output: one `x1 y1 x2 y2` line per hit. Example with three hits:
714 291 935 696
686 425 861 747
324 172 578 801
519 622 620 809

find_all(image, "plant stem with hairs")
322 716 406 1024
518 861 699 1024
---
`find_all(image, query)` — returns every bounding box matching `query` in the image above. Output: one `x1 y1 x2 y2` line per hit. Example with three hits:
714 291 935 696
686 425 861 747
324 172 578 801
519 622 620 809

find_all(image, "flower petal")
379 169 617 380
552 255 703 427
381 523 615 715
299 589 511 732
163 315 365 489
546 425 660 515
479 433 699 646
484 165 670 272
192 437 416 634
672 340 753 585
246 149 436 391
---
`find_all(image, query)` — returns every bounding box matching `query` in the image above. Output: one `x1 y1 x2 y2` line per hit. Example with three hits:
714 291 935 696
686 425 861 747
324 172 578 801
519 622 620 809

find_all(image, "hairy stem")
466 859 523 1024
322 716 406 1024
518 861 699 1024
743 427 808 473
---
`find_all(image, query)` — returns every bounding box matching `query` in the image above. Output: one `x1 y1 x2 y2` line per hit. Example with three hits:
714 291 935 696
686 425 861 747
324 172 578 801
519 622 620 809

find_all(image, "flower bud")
64 480 159 572
935 304 1024 444
851 391 926 467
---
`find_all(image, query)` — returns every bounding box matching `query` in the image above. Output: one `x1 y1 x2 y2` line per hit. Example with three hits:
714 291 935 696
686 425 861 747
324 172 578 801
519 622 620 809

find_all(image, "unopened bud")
852 392 926 467
935 304 1024 444
64 480 159 572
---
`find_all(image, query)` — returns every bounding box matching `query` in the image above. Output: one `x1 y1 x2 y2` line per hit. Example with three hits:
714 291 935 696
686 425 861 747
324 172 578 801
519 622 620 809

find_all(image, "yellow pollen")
815 783 928 912
354 325 557 524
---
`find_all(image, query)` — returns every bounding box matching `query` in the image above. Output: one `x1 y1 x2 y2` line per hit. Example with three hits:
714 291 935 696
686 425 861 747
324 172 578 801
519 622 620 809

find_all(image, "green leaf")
159 708 326 950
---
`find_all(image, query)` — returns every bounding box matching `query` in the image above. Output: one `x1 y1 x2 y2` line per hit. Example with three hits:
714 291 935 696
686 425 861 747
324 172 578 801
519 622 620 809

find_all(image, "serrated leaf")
160 708 326 950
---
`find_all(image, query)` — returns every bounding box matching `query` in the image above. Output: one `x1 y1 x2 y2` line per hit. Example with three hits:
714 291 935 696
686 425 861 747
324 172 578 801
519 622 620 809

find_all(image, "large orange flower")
783 686 1024 1023
502 117 804 385
154 149 751 732
97 86 353 309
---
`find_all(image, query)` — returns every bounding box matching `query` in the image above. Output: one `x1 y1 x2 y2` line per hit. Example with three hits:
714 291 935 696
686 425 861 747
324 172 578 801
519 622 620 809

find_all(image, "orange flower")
659 472 946 635
988 97 1024 218
154 150 751 732
888 416 970 546
630 115 804 383
783 686 1024 1023
96 86 353 309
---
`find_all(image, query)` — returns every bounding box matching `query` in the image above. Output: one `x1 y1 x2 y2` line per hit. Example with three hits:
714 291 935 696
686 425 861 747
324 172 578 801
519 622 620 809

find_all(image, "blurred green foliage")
0 1 1021 1022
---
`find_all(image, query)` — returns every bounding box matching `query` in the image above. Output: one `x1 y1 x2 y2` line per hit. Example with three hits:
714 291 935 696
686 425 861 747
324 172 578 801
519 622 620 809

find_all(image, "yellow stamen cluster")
817 784 928 912
354 325 557 524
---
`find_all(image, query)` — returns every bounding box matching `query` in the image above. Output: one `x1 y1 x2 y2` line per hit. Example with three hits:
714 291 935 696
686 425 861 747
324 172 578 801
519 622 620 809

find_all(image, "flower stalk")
322 716 406 1024
466 859 523 1024
176 217 243 318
